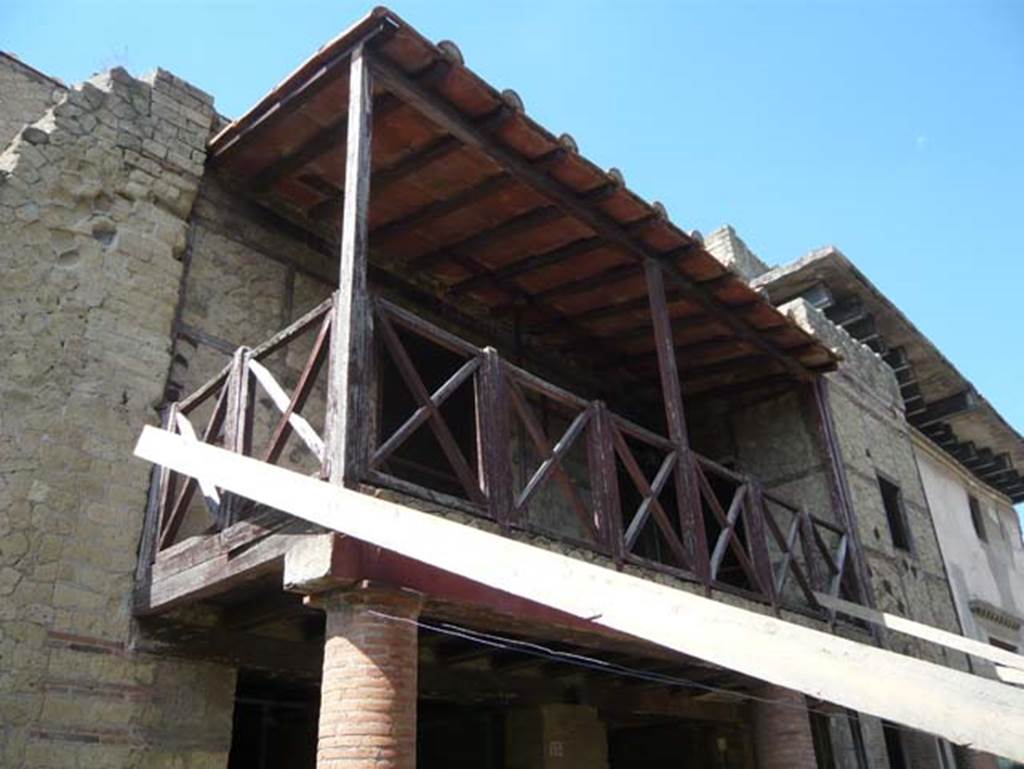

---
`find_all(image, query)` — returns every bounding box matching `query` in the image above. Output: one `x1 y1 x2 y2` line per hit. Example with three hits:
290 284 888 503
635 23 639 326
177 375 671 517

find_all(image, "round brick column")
315 586 423 769
751 684 818 769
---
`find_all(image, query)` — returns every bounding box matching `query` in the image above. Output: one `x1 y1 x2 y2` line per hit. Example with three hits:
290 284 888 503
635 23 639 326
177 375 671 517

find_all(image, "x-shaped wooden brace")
763 502 817 606
610 425 690 569
158 384 229 550
696 467 764 593
507 377 598 542
260 313 332 468
374 310 485 505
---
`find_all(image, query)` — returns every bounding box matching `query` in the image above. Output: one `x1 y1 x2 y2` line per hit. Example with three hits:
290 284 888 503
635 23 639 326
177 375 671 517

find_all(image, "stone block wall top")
780 297 903 412
703 224 772 282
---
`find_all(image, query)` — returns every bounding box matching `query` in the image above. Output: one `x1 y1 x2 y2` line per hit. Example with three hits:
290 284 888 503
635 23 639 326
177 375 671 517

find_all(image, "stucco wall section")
916 441 1024 652
0 64 236 767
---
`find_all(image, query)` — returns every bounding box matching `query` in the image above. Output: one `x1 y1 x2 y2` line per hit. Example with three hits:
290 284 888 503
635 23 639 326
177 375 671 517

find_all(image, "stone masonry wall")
0 65 236 767
782 300 968 673
0 53 66 150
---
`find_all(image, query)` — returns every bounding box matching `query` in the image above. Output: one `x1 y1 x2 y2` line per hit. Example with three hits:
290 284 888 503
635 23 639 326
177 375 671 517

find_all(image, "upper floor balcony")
134 8 871 627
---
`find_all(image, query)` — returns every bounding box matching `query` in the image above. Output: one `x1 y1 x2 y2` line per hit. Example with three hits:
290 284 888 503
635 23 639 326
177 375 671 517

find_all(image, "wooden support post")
805 377 877 617
478 347 512 527
222 348 251 527
325 44 375 487
587 401 622 559
643 259 709 585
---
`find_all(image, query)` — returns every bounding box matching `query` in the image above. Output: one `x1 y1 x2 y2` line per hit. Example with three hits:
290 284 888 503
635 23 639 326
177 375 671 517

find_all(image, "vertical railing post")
643 259 710 586
325 44 375 488
746 479 777 607
221 347 250 527
587 401 622 562
478 347 512 528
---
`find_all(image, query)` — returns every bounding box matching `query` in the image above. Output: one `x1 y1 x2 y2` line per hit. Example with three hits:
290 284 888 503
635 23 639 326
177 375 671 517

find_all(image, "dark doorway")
418 702 505 769
228 671 319 769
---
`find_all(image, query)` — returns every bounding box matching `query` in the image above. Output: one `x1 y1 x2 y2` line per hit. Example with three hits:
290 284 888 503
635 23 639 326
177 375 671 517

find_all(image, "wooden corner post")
805 376 876 614
326 44 375 486
643 259 710 585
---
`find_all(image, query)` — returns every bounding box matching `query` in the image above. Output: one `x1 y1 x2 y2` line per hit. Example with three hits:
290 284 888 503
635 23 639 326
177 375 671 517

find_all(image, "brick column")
751 684 818 769
314 586 423 769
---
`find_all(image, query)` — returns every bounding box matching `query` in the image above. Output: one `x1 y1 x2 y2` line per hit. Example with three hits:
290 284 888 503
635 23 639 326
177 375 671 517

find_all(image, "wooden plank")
134 426 1024 762
248 359 326 463
324 44 374 487
814 591 1024 674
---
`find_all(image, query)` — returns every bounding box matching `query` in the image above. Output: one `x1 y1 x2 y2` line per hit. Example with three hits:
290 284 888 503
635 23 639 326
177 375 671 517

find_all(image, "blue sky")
4 1 1023 463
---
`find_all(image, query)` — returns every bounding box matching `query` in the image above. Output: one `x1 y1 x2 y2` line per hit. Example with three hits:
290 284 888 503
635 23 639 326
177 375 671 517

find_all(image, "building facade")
1 10 1021 769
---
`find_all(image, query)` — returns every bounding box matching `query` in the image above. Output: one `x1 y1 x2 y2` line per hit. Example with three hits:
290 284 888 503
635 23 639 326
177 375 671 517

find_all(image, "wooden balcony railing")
150 292 858 618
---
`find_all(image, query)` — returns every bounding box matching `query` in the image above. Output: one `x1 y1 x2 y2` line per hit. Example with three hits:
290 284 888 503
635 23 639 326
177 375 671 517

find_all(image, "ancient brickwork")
0 53 66 150
315 588 422 769
0 65 236 767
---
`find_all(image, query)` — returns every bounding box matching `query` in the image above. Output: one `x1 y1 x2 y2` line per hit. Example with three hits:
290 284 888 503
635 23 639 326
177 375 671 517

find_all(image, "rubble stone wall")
0 53 66 150
0 64 236 768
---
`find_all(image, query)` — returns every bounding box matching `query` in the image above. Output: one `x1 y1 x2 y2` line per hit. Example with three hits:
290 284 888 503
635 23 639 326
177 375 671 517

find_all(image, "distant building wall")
0 63 237 767
915 437 1024 653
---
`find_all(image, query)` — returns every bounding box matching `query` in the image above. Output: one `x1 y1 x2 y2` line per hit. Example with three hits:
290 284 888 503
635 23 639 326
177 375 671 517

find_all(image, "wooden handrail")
154 292 860 619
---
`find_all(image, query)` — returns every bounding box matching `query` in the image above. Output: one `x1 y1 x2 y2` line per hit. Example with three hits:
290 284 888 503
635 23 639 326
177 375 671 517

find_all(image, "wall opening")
877 475 911 552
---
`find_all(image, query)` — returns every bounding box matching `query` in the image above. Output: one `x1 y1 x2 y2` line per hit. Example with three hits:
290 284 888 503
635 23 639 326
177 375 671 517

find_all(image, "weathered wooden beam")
135 614 323 679
135 427 1024 762
907 390 978 428
324 45 375 486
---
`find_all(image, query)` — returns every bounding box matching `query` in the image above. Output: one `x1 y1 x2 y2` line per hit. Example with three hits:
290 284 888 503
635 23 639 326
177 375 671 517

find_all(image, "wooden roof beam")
248 93 403 192
908 390 979 428
371 172 515 244
406 205 565 271
367 51 814 380
449 236 606 298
